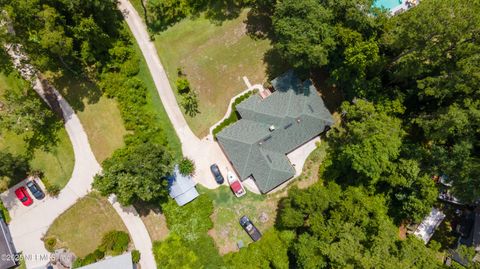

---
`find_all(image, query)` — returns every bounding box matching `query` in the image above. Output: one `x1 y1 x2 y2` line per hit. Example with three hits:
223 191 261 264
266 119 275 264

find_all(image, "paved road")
119 0 239 191
2 46 156 269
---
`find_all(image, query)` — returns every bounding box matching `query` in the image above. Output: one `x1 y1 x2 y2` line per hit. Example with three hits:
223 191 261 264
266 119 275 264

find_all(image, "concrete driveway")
119 0 244 192
6 44 155 269
0 178 48 220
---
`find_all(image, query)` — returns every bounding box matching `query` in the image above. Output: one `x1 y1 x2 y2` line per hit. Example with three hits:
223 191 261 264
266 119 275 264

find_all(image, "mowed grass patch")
0 73 74 189
154 9 273 137
199 185 278 254
45 192 129 257
54 73 127 163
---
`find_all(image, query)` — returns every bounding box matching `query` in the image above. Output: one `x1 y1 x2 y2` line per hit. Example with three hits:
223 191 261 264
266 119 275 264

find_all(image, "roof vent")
269 125 275 131
296 118 301 123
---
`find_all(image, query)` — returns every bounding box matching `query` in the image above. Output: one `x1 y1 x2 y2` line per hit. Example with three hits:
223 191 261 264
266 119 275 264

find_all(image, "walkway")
1 45 155 269
119 0 236 190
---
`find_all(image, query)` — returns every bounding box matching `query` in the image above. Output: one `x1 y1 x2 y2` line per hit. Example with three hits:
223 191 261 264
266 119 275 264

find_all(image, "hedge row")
212 89 258 138
98 42 167 147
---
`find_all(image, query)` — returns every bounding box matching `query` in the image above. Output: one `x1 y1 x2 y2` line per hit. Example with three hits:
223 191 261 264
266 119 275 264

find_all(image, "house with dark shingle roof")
217 71 334 193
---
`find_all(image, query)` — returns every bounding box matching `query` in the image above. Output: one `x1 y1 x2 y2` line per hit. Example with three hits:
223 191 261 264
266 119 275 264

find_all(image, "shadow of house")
449 206 480 267
216 71 334 194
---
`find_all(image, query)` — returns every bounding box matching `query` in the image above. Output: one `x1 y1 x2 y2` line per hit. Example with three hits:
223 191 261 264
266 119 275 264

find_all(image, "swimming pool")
373 0 403 10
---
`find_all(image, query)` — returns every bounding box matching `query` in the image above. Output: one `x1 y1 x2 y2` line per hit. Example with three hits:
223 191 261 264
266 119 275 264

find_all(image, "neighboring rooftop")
168 165 199 206
413 207 445 244
217 71 334 193
78 252 133 269
0 216 16 269
450 206 480 267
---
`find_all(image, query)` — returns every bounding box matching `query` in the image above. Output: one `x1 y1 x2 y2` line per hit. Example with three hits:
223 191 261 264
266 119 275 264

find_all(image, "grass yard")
201 185 278 254
0 73 74 190
54 74 127 163
135 202 170 242
202 141 328 254
45 192 129 257
154 9 274 137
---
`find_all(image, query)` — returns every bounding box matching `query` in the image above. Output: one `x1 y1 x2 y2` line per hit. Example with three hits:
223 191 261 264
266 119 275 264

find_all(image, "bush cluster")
44 236 57 252
178 158 195 176
0 201 10 223
42 178 60 197
72 230 131 268
175 69 199 117
212 89 258 137
98 40 167 147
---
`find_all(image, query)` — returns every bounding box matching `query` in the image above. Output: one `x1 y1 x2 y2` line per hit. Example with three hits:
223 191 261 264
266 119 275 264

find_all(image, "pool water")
373 0 403 10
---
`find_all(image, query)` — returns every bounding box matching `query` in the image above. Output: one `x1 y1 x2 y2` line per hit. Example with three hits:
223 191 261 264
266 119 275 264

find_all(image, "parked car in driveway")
210 164 224 184
227 171 246 197
15 187 33 206
239 215 262 241
26 180 45 200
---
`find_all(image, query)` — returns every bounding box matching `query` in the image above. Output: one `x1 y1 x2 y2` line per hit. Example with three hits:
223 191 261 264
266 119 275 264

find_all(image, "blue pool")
373 0 403 10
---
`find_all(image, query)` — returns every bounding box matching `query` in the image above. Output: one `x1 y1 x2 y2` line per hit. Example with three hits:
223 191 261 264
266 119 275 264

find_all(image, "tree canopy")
93 141 174 205
278 183 442 269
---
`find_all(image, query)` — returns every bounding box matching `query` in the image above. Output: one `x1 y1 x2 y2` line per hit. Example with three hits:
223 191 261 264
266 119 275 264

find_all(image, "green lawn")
154 9 273 137
53 73 128 163
0 73 74 190
200 185 277 254
45 192 129 257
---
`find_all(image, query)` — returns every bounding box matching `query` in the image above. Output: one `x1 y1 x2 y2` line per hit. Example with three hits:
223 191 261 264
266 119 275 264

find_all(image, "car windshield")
20 196 28 202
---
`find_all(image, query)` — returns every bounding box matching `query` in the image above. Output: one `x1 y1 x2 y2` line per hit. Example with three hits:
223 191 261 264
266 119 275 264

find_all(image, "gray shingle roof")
217 71 333 193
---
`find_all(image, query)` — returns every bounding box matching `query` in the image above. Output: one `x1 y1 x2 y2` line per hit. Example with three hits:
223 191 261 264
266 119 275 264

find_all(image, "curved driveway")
119 0 238 190
2 47 156 269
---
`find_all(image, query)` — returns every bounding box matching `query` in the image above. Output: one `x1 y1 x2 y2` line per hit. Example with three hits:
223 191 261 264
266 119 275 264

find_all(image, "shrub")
212 90 258 137
44 236 57 252
181 90 199 117
93 249 105 260
131 249 141 263
179 158 195 176
82 253 97 265
0 201 11 223
43 179 60 197
100 230 130 255
176 77 191 94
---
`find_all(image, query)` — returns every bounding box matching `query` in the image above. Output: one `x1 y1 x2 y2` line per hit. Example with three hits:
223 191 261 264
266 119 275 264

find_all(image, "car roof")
15 187 25 196
231 181 242 192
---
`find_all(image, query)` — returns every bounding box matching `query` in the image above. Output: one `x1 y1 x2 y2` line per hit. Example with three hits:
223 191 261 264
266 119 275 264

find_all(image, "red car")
15 187 33 206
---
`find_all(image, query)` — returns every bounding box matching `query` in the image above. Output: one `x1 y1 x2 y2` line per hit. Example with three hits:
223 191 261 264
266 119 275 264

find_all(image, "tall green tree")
278 183 442 269
1 0 123 77
272 0 335 70
93 141 174 205
328 99 405 184
382 0 480 203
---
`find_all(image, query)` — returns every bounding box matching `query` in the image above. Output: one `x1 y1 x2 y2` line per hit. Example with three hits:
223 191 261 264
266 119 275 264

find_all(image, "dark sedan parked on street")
239 216 262 241
26 180 45 200
210 164 224 184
